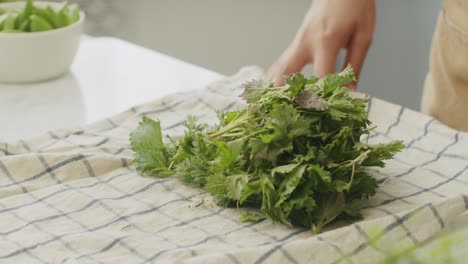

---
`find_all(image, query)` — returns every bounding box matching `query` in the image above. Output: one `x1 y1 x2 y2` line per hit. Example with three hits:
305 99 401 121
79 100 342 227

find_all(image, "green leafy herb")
130 66 404 233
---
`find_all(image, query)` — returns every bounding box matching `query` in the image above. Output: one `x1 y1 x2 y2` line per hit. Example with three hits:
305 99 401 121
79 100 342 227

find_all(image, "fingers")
268 41 343 86
343 32 373 81
343 1 375 89
267 0 376 88
266 43 310 86
313 42 341 77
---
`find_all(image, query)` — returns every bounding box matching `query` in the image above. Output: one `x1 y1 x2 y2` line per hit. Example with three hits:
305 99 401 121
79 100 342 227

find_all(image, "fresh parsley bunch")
130 66 404 233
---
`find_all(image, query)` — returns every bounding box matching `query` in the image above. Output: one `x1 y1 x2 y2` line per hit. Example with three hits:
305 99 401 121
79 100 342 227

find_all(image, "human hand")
267 0 376 87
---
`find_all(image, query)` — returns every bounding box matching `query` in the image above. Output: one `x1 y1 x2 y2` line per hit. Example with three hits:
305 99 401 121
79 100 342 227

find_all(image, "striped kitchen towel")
0 67 466 263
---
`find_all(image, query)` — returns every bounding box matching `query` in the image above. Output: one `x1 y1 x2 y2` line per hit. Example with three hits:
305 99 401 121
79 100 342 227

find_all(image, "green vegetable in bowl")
130 66 405 233
30 14 52 32
0 0 80 33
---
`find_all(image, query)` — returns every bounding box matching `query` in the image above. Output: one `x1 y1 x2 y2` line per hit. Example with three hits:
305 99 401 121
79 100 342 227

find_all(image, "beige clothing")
422 0 468 131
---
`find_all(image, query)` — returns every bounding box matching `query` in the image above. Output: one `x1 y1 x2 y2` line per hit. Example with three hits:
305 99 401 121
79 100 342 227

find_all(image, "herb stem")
208 113 249 138
342 149 371 191
168 146 183 171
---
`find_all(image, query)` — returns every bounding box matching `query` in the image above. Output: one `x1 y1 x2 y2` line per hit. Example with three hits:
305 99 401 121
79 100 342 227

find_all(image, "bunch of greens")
130 66 404 233
0 0 80 33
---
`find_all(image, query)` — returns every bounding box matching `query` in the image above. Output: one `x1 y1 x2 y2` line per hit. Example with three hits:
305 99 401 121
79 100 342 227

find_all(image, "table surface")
0 36 223 141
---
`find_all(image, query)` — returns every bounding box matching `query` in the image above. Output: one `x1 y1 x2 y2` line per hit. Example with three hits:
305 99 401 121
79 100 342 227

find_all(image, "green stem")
209 125 242 139
168 146 183 171
208 114 262 139
335 149 371 191
208 113 249 139
238 129 268 141
219 132 245 138
219 128 266 139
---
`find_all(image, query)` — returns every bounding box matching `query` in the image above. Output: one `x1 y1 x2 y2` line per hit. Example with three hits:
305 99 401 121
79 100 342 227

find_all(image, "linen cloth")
0 67 467 263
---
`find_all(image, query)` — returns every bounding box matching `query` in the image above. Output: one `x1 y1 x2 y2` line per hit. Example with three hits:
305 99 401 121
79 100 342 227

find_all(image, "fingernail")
348 81 357 90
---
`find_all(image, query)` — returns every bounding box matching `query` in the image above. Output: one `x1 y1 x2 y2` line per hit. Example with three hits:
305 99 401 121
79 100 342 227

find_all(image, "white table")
0 36 223 141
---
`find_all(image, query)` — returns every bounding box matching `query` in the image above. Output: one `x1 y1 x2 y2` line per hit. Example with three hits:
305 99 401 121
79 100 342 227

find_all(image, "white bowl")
0 1 84 83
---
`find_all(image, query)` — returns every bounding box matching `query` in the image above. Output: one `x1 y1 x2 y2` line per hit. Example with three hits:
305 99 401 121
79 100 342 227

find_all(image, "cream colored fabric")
422 0 468 131
0 67 467 263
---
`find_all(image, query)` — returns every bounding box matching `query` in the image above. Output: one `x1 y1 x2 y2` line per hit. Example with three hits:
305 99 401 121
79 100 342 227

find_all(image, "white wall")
78 0 443 110
360 0 442 110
